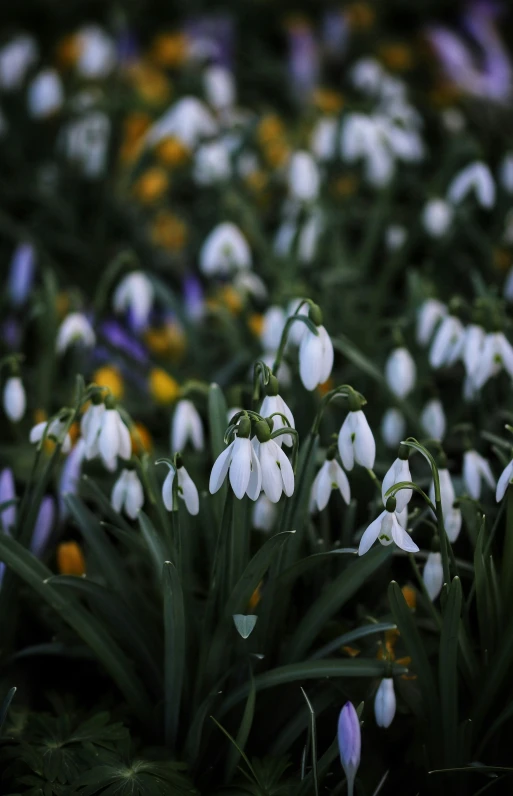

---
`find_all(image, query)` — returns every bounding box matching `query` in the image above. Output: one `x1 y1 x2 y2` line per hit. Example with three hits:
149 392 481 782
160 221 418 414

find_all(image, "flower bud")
308 303 323 327
385 495 397 513
237 416 251 438
423 550 444 601
374 678 396 728
265 375 280 397
337 702 361 796
255 419 272 443
3 375 26 422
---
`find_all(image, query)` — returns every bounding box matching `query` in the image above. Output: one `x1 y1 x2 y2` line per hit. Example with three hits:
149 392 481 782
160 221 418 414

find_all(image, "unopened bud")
308 303 323 327
385 495 397 513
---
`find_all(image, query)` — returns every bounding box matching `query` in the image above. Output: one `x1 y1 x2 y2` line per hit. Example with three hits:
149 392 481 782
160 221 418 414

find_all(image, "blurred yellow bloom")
131 421 153 454
128 61 172 105
154 136 190 167
345 2 375 30
263 139 290 169
93 366 124 399
313 88 344 114
429 83 462 107
342 646 361 657
331 175 359 198
68 422 81 446
150 211 188 252
248 582 262 611
55 34 80 69
57 541 86 576
402 584 417 610
55 292 70 319
245 170 268 194
219 286 243 315
317 377 334 397
257 114 285 145
494 247 512 272
248 313 264 338
119 112 151 164
379 43 414 72
145 322 187 360
149 368 180 404
132 167 169 204
150 33 189 68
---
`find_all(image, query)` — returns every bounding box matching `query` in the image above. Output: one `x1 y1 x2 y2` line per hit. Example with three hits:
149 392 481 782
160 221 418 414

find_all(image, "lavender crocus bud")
58 438 86 521
7 242 36 307
338 702 361 796
30 495 55 557
0 468 16 533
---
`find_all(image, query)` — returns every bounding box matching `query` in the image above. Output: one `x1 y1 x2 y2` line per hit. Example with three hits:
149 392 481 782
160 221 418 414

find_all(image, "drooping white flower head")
145 96 218 149
27 68 64 118
499 153 513 193
496 459 513 502
338 410 376 471
260 377 295 448
385 225 407 252
359 504 419 555
56 312 96 354
463 450 495 500
381 451 412 513
310 454 350 513
381 408 406 448
0 468 17 533
429 468 462 543
461 324 485 383
171 399 204 452
420 399 446 441
200 222 252 276
8 242 36 307
416 299 447 347
111 469 144 520
209 416 261 500
311 117 338 161
194 141 232 184
385 347 416 399
76 25 116 79
350 57 384 95
64 108 111 179
429 315 465 368
447 161 495 209
81 399 105 459
3 375 26 422
422 198 453 238
162 461 199 515
85 402 131 472
203 65 235 110
423 551 444 601
374 678 396 728
341 113 395 188
252 493 277 531
471 332 513 390
298 211 323 264
286 299 310 346
288 150 320 203
113 271 154 331
233 271 267 301
298 306 334 391
30 417 71 453
59 437 87 520
0 34 38 91
260 307 287 352
253 426 295 503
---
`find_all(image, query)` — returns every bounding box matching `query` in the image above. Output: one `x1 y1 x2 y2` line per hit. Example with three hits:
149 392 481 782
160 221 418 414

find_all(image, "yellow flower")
150 210 187 251
248 313 264 338
379 43 414 72
345 2 375 30
402 584 417 610
150 33 189 68
131 421 153 454
494 247 512 272
257 114 285 145
55 34 80 69
55 292 70 320
57 541 86 576
313 88 344 114
149 368 180 404
144 322 187 360
263 139 290 169
248 582 262 611
428 83 462 107
245 170 268 194
331 174 359 198
154 136 190 167
218 286 243 315
317 378 334 397
342 646 361 657
132 167 169 204
93 366 124 399
119 112 151 164
128 61 172 105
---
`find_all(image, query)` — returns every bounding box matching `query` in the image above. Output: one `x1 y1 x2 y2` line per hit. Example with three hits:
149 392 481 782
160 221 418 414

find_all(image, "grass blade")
438 577 462 765
0 687 16 734
163 560 186 749
225 667 256 781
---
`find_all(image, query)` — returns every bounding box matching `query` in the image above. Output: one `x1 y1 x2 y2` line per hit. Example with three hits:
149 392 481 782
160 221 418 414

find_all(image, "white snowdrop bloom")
447 161 495 209
442 108 465 134
311 117 338 161
27 69 63 118
194 140 231 184
0 467 16 533
111 469 144 520
310 456 350 512
385 225 406 252
253 430 294 503
350 57 383 95
471 332 513 390
147 96 217 149
341 113 395 188
461 324 485 382
252 493 277 531
288 151 320 203
423 551 444 601
63 109 110 179
396 505 408 529
233 271 267 300
429 315 465 368
30 418 71 453
381 408 406 448
162 463 199 515
421 399 446 441
376 116 424 163
381 455 412 513
94 406 131 472
0 35 38 91
81 401 105 459
200 222 251 275
203 65 235 110
359 506 419 555
76 25 116 79
463 450 495 500
298 322 334 391
171 399 204 452
113 271 154 331
499 153 513 193
286 300 309 346
209 422 261 500
422 198 453 238
429 469 461 543
261 306 287 352
416 299 447 346
497 459 513 502
56 313 96 353
273 218 297 258
260 390 295 448
338 410 376 471
298 211 323 264
3 376 26 422
374 679 396 728
385 347 416 399
59 437 86 519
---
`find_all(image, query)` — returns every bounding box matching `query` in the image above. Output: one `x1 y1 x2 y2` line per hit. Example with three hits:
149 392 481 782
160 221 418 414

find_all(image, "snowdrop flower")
162 459 199 515
497 458 513 502
260 376 294 447
338 702 361 796
111 468 144 519
28 69 63 118
0 35 38 91
63 108 110 179
171 399 204 452
194 141 231 184
253 493 277 531
3 375 26 422
30 417 71 453
91 402 131 472
429 314 465 368
471 332 513 390
416 299 447 346
253 420 294 503
56 312 96 354
298 306 333 391
298 211 323 264
463 450 495 500
423 550 444 601
429 469 462 542
209 416 261 500
81 398 105 458
381 449 412 512
385 347 416 399
76 25 116 79
385 225 406 252
447 161 495 209
113 271 154 332
200 222 251 276
311 117 338 161
310 450 350 512
374 678 396 728
7 242 36 307
203 65 235 110
59 438 86 520
421 399 446 441
500 153 513 193
359 498 419 555
0 468 16 533
30 496 55 557
286 299 310 346
233 271 268 301
442 108 465 134
350 56 383 95
381 408 406 448
338 410 376 471
461 324 485 382
341 113 394 188
422 198 453 238
288 150 320 203
260 307 287 352
146 96 217 149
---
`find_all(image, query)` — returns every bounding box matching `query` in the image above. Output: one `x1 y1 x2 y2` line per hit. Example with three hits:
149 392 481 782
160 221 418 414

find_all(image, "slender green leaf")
82 475 133 533
139 511 171 578
278 549 357 587
310 622 397 660
227 530 295 615
438 577 462 765
0 686 16 734
226 668 256 781
163 560 186 749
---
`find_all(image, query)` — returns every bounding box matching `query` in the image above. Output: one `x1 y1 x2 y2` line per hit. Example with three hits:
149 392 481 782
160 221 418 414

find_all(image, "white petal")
4 377 26 422
162 469 175 511
423 551 443 601
111 470 128 513
359 512 385 555
477 456 495 491
29 421 46 444
374 678 396 728
318 326 334 384
209 441 234 494
260 441 283 503
353 411 376 469
99 410 120 465
338 415 355 471
229 437 252 499
391 514 419 552
463 451 481 500
299 330 323 391
445 508 462 543
312 465 331 511
246 445 262 501
332 460 351 505
125 472 144 519
179 468 200 515
276 444 294 497
116 414 132 461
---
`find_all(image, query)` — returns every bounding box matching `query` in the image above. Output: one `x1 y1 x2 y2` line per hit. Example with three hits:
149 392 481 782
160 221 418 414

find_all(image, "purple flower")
286 21 319 102
0 468 16 534
30 495 55 557
100 319 148 363
322 10 349 58
1 318 21 350
183 274 205 322
8 242 36 307
184 15 234 69
338 702 361 796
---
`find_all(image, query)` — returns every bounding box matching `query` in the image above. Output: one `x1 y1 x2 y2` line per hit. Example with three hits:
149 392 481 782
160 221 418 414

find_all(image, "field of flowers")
1 1 513 794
